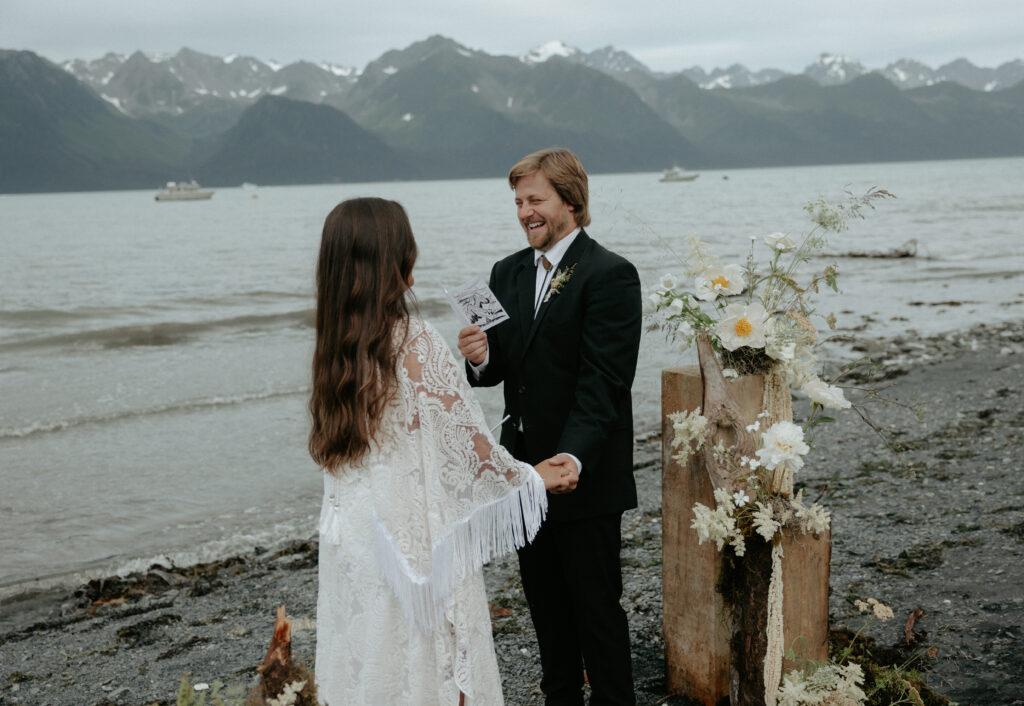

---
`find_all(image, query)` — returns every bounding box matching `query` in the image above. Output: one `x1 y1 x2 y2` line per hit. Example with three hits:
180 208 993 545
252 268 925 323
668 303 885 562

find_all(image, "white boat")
659 166 700 182
155 180 214 201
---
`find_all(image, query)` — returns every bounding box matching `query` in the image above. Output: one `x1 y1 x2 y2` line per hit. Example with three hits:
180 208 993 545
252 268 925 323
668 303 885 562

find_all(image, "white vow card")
443 279 510 331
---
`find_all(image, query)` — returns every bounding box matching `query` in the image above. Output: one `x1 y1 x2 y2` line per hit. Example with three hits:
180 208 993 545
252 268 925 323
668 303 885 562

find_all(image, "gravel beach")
2 320 1022 706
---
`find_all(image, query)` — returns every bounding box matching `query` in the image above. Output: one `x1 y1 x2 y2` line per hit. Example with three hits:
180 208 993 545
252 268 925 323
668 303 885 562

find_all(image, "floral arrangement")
654 188 896 526
652 189 895 706
647 188 893 386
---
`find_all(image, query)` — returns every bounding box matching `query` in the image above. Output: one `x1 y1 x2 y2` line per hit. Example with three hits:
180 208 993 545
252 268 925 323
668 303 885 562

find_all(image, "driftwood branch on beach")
252 605 317 706
825 238 918 259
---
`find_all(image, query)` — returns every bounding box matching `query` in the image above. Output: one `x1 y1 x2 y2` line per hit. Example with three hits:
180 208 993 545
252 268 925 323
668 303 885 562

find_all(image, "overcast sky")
2 0 1021 73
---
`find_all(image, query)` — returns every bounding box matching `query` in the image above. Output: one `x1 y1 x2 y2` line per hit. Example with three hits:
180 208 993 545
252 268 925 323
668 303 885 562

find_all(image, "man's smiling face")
514 170 576 252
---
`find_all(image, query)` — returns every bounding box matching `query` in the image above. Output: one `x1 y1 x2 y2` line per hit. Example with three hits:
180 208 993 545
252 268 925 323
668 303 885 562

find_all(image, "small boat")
155 180 214 201
659 166 699 183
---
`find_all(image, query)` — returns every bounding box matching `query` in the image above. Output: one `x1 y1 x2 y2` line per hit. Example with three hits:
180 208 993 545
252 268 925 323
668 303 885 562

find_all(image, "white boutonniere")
544 264 576 302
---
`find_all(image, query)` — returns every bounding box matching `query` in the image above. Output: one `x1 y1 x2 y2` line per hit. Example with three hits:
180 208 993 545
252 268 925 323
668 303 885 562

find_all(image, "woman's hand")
534 454 579 494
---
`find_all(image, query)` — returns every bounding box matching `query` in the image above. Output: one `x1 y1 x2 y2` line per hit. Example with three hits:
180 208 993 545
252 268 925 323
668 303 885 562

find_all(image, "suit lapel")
521 230 592 355
515 252 535 341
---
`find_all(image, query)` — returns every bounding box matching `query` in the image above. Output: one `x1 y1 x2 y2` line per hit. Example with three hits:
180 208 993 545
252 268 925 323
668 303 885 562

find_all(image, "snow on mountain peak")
317 61 358 78
521 40 580 64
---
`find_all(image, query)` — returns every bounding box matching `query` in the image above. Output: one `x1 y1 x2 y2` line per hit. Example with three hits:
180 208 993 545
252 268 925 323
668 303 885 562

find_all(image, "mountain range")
1 37 1022 193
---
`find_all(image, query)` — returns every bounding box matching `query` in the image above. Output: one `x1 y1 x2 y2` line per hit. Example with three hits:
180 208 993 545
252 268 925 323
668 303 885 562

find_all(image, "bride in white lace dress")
308 198 577 705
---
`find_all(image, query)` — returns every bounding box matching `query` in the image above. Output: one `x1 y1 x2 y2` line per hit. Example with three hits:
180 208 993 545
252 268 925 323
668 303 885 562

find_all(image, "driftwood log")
662 334 830 705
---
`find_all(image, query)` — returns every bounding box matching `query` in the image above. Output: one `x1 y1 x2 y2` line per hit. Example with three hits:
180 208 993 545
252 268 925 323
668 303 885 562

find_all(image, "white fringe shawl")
372 468 547 634
320 319 550 636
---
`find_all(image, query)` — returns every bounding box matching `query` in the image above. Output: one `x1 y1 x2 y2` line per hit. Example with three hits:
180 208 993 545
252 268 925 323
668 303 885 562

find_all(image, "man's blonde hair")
508 148 591 227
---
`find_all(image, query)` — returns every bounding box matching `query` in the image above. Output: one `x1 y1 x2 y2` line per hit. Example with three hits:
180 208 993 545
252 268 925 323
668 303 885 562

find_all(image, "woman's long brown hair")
308 198 417 471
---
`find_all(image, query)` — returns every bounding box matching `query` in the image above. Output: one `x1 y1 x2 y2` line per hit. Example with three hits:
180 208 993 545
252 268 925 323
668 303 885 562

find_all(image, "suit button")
518 385 526 394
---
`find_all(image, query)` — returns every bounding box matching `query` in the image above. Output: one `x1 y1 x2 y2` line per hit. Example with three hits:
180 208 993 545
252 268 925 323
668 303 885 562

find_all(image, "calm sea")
2 158 1022 619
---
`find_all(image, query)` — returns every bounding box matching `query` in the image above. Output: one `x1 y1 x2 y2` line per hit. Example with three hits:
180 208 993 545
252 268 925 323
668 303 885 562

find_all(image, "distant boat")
155 180 214 201
659 166 700 182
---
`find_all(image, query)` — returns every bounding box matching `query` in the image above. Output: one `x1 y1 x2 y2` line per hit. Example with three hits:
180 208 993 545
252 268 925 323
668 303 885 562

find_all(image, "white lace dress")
315 318 547 706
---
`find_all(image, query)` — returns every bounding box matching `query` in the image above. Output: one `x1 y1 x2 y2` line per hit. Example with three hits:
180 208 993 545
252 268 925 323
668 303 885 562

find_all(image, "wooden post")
661 367 831 705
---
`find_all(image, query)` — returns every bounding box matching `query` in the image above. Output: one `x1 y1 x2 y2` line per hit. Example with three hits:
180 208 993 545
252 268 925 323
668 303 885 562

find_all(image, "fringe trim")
373 468 548 634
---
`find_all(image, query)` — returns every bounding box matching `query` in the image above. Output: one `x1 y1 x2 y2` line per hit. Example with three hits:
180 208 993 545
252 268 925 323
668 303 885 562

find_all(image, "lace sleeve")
371 320 547 634
402 323 528 486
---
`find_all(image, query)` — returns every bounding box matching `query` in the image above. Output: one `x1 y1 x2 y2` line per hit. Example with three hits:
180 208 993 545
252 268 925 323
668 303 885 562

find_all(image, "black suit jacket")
469 230 642 521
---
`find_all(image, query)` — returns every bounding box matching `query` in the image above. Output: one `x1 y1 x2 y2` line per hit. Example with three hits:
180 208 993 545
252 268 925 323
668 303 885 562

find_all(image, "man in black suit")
458 148 642 705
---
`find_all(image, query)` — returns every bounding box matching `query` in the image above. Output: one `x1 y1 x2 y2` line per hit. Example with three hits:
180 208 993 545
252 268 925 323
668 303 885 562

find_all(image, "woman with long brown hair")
310 198 575 705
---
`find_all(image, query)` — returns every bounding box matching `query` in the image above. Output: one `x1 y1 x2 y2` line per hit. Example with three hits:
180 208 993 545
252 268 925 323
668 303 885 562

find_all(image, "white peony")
756 421 810 472
801 377 852 409
764 231 797 252
780 348 819 387
715 302 769 351
695 264 745 301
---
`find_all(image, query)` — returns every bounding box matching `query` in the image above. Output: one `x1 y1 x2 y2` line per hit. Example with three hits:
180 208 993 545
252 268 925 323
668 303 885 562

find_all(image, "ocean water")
2 158 1022 614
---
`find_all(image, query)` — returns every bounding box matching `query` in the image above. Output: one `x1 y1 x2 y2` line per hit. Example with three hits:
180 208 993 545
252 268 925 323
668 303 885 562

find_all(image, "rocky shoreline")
2 320 1022 705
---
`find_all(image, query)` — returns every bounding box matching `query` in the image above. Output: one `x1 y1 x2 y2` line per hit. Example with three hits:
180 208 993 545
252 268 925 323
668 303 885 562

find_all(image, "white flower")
756 421 810 472
780 347 819 388
268 680 308 706
715 302 769 351
856 597 894 622
791 489 830 535
676 320 696 351
713 486 735 512
667 408 708 464
659 273 679 292
668 297 684 315
836 662 867 702
752 501 781 542
745 420 760 432
691 502 739 551
764 317 798 361
778 672 815 706
729 533 747 556
695 264 745 301
801 377 852 410
732 491 750 507
712 441 730 463
764 231 797 252
643 291 661 314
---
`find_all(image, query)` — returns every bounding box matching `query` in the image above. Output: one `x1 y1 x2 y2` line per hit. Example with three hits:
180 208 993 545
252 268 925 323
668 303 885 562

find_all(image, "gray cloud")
1 0 1020 71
